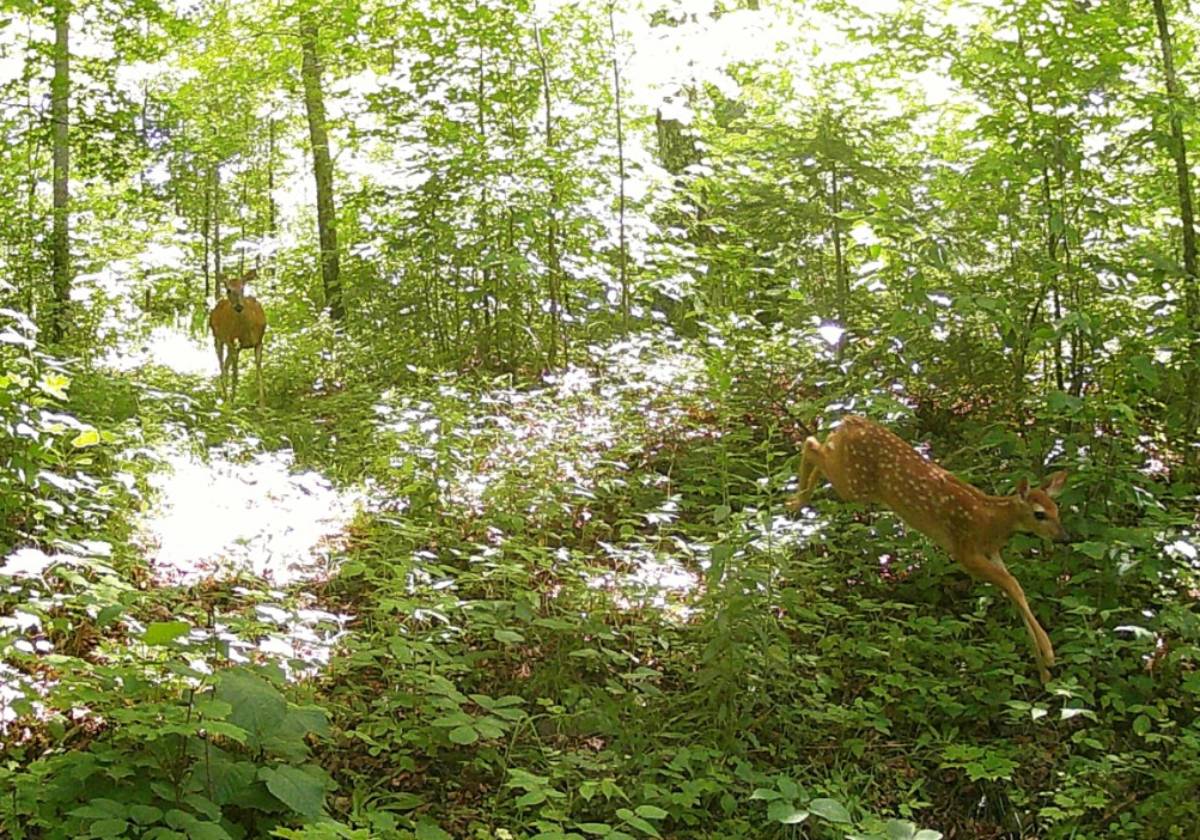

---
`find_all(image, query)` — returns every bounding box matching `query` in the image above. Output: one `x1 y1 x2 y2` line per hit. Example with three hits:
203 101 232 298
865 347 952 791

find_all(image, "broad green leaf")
449 725 478 744
88 818 129 837
809 798 852 823
260 765 326 817
616 808 660 837
415 821 453 840
767 801 807 824
515 790 547 807
184 821 232 840
634 805 667 819
749 788 781 801
215 669 287 741
208 758 258 805
129 805 163 825
39 373 69 400
71 428 101 448
1073 542 1108 560
142 621 190 646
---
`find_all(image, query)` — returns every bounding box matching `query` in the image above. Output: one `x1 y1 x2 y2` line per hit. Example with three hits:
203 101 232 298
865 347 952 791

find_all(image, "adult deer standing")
788 416 1068 684
209 269 267 407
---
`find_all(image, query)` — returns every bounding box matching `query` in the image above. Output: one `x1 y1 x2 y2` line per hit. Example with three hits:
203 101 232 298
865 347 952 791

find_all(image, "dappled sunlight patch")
374 333 711 526
175 598 353 681
101 321 215 377
744 509 829 553
139 442 362 587
0 542 124 729
589 540 702 620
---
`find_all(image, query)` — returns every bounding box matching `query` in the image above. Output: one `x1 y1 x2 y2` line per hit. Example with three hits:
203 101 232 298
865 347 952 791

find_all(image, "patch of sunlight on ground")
189 598 353 681
135 441 362 678
101 322 214 377
588 544 701 621
140 444 362 587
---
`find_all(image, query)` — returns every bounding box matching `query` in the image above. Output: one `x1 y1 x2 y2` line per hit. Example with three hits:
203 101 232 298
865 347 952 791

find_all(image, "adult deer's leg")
214 339 227 400
959 552 1054 684
230 347 240 404
254 342 264 408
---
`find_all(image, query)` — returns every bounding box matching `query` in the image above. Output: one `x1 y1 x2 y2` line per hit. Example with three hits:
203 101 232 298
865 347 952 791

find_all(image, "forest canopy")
0 0 1198 838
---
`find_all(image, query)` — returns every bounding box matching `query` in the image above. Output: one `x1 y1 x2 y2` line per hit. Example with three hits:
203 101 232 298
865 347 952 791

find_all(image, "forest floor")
5 324 1195 840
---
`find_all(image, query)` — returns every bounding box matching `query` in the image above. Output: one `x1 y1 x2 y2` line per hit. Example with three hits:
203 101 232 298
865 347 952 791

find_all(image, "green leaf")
1074 541 1108 560
579 824 613 835
39 373 70 400
129 805 163 825
69 800 126 820
208 758 258 805
886 819 917 840
493 628 524 644
748 788 781 801
809 798 852 823
766 801 807 824
71 428 101 448
142 621 190 646
515 790 547 807
615 808 659 837
414 821 452 840
449 725 478 744
88 818 129 837
389 792 424 810
260 765 326 817
215 669 287 742
184 821 232 840
634 805 667 819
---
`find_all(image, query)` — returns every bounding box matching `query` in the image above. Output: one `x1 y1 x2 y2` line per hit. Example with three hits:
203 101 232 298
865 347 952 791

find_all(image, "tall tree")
300 14 344 322
1150 0 1200 449
49 0 71 341
608 2 629 332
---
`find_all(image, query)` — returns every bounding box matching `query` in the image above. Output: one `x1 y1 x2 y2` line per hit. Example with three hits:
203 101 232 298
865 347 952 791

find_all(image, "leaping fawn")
209 269 267 407
788 416 1067 684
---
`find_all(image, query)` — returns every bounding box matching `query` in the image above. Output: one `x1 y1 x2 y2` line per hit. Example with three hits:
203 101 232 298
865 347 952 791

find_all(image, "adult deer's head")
223 269 257 313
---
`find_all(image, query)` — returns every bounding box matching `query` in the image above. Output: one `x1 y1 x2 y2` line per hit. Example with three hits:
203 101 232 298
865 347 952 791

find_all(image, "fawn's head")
1015 471 1069 542
222 269 257 313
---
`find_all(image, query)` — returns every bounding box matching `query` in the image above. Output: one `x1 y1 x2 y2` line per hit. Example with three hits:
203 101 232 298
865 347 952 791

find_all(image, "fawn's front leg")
958 551 1054 684
786 437 827 511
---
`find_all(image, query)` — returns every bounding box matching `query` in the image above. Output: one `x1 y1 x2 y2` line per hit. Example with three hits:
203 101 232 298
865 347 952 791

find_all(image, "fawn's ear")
1015 478 1030 499
1041 470 1067 497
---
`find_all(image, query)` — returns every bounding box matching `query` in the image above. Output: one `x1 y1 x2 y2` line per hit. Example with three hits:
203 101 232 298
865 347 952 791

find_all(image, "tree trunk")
829 158 847 362
49 0 70 341
300 18 344 321
533 21 564 368
608 3 629 332
212 164 222 300
1151 0 1200 454
202 163 211 299
268 118 277 240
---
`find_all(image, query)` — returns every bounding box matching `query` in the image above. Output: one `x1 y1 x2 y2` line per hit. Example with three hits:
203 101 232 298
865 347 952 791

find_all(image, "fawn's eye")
1033 510 1047 520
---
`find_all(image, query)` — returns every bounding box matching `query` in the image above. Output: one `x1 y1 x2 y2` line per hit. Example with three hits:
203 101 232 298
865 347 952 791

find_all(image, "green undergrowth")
301 329 1199 838
2 321 1198 839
